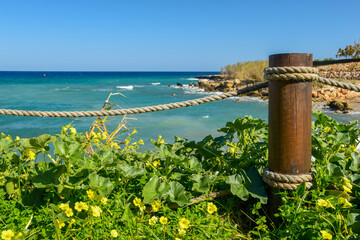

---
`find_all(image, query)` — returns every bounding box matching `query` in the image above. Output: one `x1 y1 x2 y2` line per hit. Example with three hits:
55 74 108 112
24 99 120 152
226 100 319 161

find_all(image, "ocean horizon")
0 71 359 149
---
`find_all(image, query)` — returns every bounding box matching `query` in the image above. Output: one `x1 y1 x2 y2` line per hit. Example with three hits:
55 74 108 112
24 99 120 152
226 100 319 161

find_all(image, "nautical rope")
263 66 360 92
262 167 314 190
264 66 319 81
316 77 360 92
0 82 269 118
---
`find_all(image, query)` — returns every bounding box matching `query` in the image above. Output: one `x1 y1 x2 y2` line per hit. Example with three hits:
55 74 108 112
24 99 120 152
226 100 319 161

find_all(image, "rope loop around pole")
262 168 315 190
263 66 319 81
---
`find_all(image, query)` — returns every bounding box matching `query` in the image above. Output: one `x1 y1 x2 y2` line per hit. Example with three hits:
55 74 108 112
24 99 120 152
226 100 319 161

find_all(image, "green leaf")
190 174 215 193
27 134 54 151
142 175 161 203
53 140 69 157
347 212 360 234
88 173 114 196
244 167 268 204
350 152 360 172
117 164 147 178
167 181 191 206
32 165 67 188
226 174 249 201
327 163 344 177
5 181 14 195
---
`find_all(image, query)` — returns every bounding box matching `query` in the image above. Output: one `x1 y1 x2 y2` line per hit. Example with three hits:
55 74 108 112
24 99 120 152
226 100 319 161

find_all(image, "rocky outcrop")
312 87 359 101
327 100 352 113
317 62 360 80
195 75 224 81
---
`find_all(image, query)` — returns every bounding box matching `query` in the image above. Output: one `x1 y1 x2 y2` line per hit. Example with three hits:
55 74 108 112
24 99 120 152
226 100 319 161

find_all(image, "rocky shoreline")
191 62 360 113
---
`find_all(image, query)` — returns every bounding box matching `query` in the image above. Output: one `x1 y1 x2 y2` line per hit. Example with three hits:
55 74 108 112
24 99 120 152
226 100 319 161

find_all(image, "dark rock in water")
189 82 193 87
168 85 171 87
327 100 352 112
196 75 224 81
177 83 183 87
171 93 176 96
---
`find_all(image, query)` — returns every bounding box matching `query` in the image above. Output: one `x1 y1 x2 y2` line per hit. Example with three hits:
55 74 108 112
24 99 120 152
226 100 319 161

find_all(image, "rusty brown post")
267 53 313 216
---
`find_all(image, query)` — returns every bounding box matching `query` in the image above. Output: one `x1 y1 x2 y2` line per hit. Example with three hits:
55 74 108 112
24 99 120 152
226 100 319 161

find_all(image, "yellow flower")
87 189 96 199
70 127 77 135
110 230 118 238
110 142 120 150
131 129 138 135
133 197 142 207
91 206 102 217
75 202 89 212
15 136 20 141
56 219 66 229
175 238 181 240
151 200 161 212
157 135 165 143
101 132 107 140
342 177 352 193
338 197 352 208
69 219 76 225
65 208 74 217
1 230 15 240
323 127 331 134
0 133 6 138
59 203 70 210
179 218 190 229
139 202 146 211
320 230 332 239
149 216 158 226
5 135 12 141
316 199 334 209
138 139 144 145
178 229 186 236
101 197 108 204
15 232 22 239
207 202 217 214
159 216 168 225
28 150 36 160
152 160 161 168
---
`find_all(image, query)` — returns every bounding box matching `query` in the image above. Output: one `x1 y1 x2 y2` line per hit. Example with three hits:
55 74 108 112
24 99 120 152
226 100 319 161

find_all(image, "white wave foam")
151 82 161 85
229 96 267 103
93 88 112 92
185 78 198 81
116 85 133 90
202 116 209 118
134 85 145 87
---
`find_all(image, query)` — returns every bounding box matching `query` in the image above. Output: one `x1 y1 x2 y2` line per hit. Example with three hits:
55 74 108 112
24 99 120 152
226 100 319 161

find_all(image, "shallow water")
0 71 358 149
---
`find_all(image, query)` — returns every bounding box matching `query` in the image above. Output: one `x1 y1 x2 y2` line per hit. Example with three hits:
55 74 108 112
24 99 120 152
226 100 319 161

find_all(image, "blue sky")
0 0 359 71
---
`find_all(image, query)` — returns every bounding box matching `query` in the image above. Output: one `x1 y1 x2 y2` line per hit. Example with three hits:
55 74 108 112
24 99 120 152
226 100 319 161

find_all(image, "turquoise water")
0 71 358 149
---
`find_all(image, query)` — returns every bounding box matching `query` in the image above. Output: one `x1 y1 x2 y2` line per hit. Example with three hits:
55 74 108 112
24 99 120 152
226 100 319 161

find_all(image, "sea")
0 71 359 150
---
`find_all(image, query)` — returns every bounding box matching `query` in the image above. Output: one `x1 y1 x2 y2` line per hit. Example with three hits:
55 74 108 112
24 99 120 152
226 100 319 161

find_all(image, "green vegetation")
337 40 360 59
220 60 268 81
0 112 359 239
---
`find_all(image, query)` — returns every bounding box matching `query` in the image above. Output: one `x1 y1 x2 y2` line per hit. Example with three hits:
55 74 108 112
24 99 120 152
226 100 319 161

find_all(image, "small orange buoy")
44 74 46 77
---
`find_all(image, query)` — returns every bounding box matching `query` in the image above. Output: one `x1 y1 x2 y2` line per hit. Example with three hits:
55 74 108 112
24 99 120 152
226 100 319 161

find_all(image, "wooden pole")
268 53 313 175
267 53 313 220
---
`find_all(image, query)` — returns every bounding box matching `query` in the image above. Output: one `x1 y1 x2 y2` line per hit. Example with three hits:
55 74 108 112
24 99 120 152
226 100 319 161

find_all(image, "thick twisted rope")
264 66 319 81
0 82 269 118
262 168 314 190
264 66 360 92
317 77 360 92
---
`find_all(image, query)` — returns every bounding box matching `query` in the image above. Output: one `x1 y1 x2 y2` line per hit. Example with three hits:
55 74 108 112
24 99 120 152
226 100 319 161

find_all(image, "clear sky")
0 0 359 71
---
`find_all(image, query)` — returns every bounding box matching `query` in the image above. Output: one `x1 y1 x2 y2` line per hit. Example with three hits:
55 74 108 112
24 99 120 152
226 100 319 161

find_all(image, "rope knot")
263 66 319 81
262 167 315 190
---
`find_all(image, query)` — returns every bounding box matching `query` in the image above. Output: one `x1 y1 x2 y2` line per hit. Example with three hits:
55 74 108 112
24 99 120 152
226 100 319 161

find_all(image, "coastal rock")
327 100 352 112
177 83 183 87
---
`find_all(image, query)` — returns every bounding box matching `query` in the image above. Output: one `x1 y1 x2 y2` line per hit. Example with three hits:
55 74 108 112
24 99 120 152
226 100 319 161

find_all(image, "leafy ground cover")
0 112 359 239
